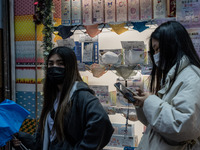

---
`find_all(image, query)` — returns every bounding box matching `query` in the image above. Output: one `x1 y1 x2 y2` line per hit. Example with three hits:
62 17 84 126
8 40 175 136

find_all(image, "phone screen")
114 82 136 104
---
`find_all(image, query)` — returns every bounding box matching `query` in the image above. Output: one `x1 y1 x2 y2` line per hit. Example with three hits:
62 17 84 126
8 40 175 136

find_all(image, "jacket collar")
158 55 190 97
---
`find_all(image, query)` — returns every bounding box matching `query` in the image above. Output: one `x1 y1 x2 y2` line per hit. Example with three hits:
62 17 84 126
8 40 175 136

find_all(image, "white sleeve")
136 107 149 126
143 79 200 142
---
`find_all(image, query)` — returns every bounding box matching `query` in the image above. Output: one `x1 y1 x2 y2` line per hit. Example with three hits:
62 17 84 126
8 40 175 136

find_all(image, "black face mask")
47 67 65 85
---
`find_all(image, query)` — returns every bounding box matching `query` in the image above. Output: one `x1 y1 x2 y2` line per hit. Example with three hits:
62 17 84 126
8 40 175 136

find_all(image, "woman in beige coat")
133 21 200 150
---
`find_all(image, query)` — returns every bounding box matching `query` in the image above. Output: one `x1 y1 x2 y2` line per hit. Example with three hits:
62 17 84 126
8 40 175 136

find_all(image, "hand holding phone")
114 82 137 104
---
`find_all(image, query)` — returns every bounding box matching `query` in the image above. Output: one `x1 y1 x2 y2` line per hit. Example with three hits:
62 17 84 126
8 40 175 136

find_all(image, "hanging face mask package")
56 38 76 49
121 41 145 66
99 49 122 66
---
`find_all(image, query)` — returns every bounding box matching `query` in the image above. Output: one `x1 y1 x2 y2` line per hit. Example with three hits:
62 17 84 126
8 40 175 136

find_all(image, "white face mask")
153 52 160 67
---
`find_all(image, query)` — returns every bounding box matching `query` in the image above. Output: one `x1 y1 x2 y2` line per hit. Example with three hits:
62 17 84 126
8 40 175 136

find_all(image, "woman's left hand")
133 89 150 107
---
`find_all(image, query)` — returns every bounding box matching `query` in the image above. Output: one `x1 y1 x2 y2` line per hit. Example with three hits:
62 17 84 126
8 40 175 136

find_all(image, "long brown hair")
40 46 83 141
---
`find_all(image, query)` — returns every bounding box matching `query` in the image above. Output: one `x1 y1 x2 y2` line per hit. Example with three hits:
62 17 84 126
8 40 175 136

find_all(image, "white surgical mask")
153 52 160 67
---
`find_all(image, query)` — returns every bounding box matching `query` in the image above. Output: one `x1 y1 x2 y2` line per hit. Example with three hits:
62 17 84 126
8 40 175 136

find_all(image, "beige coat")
136 56 200 150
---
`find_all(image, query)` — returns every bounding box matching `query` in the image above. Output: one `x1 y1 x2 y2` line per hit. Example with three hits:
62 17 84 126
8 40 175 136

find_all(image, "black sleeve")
73 92 114 150
16 131 42 150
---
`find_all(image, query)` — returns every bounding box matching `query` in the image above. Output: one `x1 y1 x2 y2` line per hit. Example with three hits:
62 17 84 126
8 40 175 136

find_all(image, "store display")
82 42 93 63
109 23 128 35
188 28 200 58
57 38 75 49
82 42 99 64
15 41 44 64
16 83 43 119
116 0 128 22
153 0 166 19
14 0 34 16
53 0 62 19
99 49 123 65
93 0 104 24
61 0 71 25
74 41 82 63
86 63 109 78
89 85 110 105
81 75 88 84
113 65 138 80
109 91 117 106
16 67 43 84
82 0 93 25
121 41 145 65
140 0 153 20
107 122 135 149
79 34 98 43
54 25 74 39
84 24 102 38
128 0 140 21
107 135 135 148
16 90 43 119
71 0 82 25
99 51 121 65
121 110 138 122
124 49 144 65
53 18 63 42
176 0 200 28
105 0 116 23
15 15 43 41
131 21 149 32
167 0 176 17
121 41 145 50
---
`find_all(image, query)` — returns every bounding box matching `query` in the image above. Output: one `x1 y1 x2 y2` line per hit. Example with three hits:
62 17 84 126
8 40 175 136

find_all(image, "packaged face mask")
125 49 144 65
57 38 75 49
113 65 137 80
100 51 121 65
86 63 109 78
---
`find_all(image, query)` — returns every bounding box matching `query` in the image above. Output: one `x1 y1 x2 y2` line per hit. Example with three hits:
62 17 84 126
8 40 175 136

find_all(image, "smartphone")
114 82 137 104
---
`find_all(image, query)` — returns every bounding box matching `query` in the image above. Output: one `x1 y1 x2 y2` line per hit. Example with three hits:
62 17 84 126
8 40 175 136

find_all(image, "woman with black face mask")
12 46 114 150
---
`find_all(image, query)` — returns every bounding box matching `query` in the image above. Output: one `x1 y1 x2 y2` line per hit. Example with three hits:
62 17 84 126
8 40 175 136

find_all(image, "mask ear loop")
126 22 131 30
99 23 105 32
71 25 79 34
103 23 113 32
77 25 88 35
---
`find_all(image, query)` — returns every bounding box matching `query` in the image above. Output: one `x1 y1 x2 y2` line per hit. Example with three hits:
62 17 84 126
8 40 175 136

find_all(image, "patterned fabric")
109 23 128 35
15 41 44 63
15 15 44 41
16 91 43 119
53 0 61 18
16 67 44 84
20 119 39 135
84 24 101 38
14 0 35 16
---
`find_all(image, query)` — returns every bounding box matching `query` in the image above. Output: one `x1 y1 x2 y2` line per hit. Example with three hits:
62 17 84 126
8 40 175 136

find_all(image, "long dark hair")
40 46 83 141
149 21 200 93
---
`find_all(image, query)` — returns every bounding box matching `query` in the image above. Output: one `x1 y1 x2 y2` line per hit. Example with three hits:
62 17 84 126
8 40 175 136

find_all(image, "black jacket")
17 81 114 150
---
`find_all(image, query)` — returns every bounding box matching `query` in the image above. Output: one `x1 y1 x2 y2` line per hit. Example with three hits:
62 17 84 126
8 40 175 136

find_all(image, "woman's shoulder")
72 82 98 103
175 65 200 87
180 65 200 79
